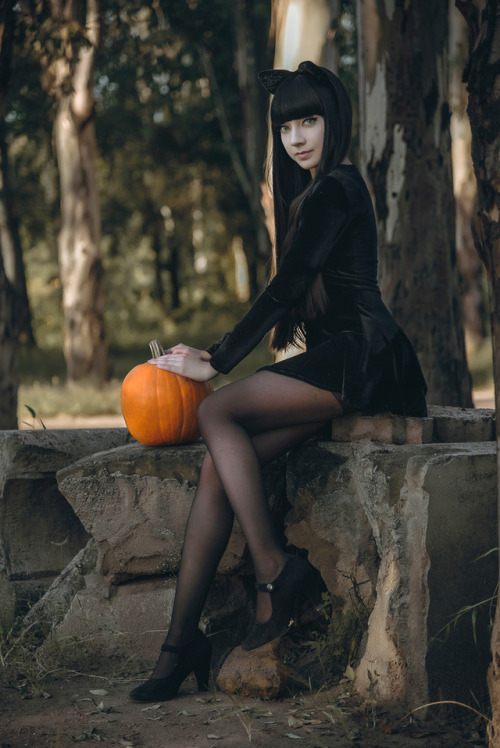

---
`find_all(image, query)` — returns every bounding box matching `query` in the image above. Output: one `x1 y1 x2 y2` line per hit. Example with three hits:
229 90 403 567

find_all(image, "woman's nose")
290 126 305 145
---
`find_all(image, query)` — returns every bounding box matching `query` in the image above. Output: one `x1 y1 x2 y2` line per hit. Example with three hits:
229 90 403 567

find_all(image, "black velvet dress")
207 164 427 417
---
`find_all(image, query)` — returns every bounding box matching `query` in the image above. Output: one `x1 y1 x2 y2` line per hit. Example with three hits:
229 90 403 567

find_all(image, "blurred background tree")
9 1 273 370
0 0 20 429
38 0 108 385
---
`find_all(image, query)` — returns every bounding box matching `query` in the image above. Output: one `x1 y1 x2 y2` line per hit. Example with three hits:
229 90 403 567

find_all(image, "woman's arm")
152 177 350 379
208 177 350 374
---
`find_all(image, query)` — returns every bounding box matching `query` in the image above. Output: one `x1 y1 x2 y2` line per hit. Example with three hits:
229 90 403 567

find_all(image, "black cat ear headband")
258 60 333 95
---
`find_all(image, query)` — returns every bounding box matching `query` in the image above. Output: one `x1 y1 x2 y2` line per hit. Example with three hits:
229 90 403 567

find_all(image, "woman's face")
279 114 325 177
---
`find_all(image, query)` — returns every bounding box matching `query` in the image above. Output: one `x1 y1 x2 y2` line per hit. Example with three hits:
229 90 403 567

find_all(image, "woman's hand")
149 343 218 382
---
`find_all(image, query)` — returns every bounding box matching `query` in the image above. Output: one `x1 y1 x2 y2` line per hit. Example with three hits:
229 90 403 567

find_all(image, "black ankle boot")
241 555 315 652
129 629 212 702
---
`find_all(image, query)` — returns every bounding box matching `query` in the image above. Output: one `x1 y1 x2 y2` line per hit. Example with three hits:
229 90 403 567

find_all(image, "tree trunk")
233 0 270 291
357 0 472 406
272 0 333 69
449 3 487 353
455 2 500 744
0 121 34 346
323 0 342 74
45 0 108 383
0 251 18 429
0 0 19 428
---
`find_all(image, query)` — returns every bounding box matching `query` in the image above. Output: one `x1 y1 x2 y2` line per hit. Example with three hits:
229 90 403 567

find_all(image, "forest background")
0 0 493 426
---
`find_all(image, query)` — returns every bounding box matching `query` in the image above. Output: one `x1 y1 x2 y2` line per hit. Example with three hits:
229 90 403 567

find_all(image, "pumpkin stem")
149 339 165 358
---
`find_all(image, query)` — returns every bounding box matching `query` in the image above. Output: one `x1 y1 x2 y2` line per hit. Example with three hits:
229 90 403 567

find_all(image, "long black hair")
266 65 352 350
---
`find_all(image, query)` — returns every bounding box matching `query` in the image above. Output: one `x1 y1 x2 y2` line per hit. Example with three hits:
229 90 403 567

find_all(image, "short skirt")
259 326 427 418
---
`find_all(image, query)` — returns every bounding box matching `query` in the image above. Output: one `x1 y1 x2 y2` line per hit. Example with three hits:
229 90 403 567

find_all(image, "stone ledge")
330 405 495 445
0 427 132 626
56 441 286 583
0 427 131 482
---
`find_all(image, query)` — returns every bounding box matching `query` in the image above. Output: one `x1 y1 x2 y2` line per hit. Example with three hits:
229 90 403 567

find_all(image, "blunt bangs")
270 75 326 129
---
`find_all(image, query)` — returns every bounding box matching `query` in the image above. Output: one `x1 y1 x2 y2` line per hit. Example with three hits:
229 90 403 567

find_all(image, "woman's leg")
150 371 343 678
196 372 343 628
198 372 342 580
150 416 331 679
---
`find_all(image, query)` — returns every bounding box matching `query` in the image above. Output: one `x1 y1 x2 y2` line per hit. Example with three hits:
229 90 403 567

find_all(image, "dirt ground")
0 656 489 748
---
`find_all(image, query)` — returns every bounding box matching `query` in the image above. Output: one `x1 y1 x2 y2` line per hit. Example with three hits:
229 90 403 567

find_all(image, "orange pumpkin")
120 340 213 446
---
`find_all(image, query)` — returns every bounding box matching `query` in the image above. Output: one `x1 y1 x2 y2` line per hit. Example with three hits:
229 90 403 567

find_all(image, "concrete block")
57 442 287 583
330 413 434 444
429 404 495 442
286 440 497 709
330 404 495 445
0 428 130 626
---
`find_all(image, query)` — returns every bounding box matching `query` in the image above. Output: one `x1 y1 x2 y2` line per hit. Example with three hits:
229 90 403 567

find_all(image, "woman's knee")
197 392 218 435
197 388 236 437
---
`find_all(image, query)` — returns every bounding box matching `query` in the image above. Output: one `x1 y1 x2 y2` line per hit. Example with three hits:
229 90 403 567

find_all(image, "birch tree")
357 0 472 406
40 0 108 383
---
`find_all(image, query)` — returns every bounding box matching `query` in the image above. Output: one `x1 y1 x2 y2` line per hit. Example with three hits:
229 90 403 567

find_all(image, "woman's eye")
280 124 290 133
304 117 317 125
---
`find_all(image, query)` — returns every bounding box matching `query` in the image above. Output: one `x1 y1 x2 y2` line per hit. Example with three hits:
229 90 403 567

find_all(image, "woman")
130 61 427 703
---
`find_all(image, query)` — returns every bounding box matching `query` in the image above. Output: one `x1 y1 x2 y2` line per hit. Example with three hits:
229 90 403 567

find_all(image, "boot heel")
129 629 212 703
194 658 211 690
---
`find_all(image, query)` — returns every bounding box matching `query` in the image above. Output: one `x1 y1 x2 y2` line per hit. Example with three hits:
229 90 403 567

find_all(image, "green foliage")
17 2 93 78
8 1 273 354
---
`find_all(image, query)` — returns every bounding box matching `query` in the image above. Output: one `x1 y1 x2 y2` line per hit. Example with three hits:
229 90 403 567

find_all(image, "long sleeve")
208 176 350 375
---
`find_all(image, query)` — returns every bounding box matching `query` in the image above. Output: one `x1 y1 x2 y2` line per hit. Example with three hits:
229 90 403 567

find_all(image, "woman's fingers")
148 352 218 382
149 354 183 371
164 343 200 357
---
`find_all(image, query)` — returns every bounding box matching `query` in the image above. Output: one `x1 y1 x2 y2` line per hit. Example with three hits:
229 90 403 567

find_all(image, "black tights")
152 371 343 678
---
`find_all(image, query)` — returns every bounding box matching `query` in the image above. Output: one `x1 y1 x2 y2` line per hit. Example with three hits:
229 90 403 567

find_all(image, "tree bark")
449 5 487 354
455 1 500 743
44 0 108 383
0 0 19 428
357 0 473 406
233 0 270 291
